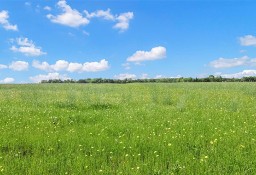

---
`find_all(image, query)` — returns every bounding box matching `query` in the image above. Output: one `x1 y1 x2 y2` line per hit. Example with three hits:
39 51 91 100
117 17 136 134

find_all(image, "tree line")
40 75 256 84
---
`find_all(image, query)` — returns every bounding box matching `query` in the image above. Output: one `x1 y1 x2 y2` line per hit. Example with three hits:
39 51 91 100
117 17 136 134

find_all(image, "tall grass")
0 83 256 174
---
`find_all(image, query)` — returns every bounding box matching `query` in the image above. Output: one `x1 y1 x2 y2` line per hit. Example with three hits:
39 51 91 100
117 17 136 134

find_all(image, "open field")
0 83 256 174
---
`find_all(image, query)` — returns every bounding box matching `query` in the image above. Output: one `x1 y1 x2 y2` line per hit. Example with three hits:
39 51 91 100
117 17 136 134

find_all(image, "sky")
1 0 256 83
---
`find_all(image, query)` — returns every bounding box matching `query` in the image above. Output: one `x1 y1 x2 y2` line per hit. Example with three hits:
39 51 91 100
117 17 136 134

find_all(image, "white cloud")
127 46 167 62
52 60 69 71
220 70 256 78
9 61 29 71
44 6 51 11
85 8 115 21
114 73 136 80
67 63 83 72
0 77 15 84
10 37 46 56
114 12 133 32
82 59 109 72
240 35 256 46
209 56 256 68
47 1 133 31
0 64 8 69
85 9 133 32
30 72 70 83
32 60 51 71
47 0 89 27
33 59 109 72
0 10 18 31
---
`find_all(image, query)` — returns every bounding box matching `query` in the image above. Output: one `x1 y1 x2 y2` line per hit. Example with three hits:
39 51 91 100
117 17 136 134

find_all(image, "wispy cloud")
209 56 256 69
85 8 115 21
10 37 46 57
85 9 133 32
0 10 18 31
219 70 256 78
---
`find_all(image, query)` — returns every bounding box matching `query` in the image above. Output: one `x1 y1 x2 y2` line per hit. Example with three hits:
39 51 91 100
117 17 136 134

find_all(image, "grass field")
0 83 256 174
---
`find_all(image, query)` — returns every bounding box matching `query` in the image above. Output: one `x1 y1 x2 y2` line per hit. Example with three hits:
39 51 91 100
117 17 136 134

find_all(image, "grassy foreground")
0 83 256 174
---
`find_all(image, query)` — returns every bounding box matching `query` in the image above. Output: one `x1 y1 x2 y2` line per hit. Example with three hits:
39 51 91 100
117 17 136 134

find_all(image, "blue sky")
1 0 256 83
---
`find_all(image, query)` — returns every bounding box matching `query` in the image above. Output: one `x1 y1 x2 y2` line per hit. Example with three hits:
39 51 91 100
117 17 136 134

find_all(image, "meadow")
0 83 256 174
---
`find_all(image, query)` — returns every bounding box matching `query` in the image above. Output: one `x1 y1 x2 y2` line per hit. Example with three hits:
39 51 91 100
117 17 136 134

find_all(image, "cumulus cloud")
52 60 69 71
47 0 89 27
240 35 256 46
114 12 133 32
30 72 70 83
220 70 256 78
32 59 109 72
10 37 46 56
82 59 109 72
0 77 15 84
0 10 18 31
209 56 256 69
67 63 83 72
9 61 29 71
114 73 137 80
127 46 167 62
47 1 133 31
32 60 50 71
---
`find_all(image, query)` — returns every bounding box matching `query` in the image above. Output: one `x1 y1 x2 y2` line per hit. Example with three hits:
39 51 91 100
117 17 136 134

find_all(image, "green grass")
0 83 256 174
